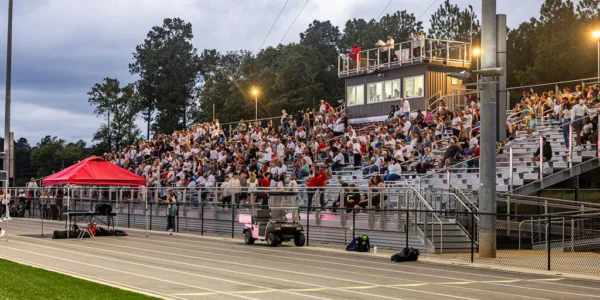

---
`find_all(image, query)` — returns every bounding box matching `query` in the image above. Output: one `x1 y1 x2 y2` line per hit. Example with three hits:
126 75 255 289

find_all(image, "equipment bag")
346 235 370 252
391 247 420 262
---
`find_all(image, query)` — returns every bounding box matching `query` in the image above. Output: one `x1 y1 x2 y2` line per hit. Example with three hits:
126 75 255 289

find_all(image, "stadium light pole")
3 0 12 190
593 31 600 82
252 88 259 121
479 0 497 259
473 48 481 93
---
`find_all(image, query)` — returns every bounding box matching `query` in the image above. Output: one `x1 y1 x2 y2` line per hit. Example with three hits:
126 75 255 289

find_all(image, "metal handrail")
518 217 565 250
507 76 600 91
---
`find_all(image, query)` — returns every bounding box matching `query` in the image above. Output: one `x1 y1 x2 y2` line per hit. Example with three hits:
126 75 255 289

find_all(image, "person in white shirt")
451 115 462 137
462 111 473 138
332 149 345 171
399 98 410 119
571 99 590 149
220 177 232 209
352 139 362 167
383 158 402 181
276 141 285 159
229 173 241 207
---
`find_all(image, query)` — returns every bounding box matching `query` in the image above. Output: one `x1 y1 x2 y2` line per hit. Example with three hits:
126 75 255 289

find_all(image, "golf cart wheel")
266 233 279 247
244 230 255 245
294 233 306 247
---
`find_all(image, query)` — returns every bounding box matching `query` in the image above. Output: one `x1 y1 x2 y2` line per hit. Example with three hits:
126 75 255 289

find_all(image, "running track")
1 218 599 300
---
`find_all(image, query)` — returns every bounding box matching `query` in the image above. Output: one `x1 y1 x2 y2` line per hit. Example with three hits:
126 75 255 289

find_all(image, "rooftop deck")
338 38 471 78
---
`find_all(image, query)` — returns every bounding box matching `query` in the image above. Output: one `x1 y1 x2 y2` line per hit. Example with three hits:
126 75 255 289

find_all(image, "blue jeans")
561 119 570 149
383 173 401 181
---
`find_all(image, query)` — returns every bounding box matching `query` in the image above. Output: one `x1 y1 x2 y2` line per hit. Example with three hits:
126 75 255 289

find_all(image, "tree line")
15 0 600 183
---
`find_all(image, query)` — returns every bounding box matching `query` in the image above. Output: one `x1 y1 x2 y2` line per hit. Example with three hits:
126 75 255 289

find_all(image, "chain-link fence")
6 191 600 276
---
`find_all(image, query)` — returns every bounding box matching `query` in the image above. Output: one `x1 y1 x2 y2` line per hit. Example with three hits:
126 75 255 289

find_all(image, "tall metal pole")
597 40 599 81
496 14 507 142
255 95 258 121
479 0 497 258
3 0 13 188
469 5 473 64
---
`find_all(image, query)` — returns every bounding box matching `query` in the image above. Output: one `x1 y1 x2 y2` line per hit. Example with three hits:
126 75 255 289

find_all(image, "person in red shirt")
349 44 362 69
258 172 272 207
316 167 328 210
306 169 324 211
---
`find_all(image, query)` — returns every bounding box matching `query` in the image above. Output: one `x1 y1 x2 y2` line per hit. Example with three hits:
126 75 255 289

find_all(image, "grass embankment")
0 259 158 300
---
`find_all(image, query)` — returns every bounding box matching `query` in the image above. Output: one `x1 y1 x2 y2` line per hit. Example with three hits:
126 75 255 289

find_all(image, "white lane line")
9 228 477 300
0 254 185 300
4 233 375 300
95 234 551 300
0 244 257 300
14 220 599 297
115 232 600 298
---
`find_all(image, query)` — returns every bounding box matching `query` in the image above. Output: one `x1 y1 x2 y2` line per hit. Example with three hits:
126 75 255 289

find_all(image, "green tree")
377 11 424 43
88 78 142 152
507 18 538 87
428 0 480 42
130 18 200 134
300 20 341 63
31 136 84 178
576 0 600 19
516 0 579 84
338 18 379 51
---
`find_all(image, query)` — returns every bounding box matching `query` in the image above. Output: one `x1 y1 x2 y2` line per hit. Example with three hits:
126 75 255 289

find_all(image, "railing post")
176 203 180 233
201 203 204 235
377 49 380 69
471 211 475 263
352 208 356 239
530 216 534 245
366 51 370 70
569 124 573 168
306 204 310 246
149 201 153 231
127 202 130 228
570 218 574 252
539 135 544 182
410 41 414 64
509 146 513 192
446 41 449 63
405 207 409 248
547 215 551 271
231 205 235 239
446 170 450 191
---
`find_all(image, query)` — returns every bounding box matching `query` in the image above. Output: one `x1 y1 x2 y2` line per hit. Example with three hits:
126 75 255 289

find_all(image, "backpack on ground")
391 247 420 262
346 235 370 252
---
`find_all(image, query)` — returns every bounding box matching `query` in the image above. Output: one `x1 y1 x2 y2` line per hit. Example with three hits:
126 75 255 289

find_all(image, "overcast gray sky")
0 0 550 145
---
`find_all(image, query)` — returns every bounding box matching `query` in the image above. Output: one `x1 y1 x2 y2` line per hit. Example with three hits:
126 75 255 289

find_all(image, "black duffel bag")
391 247 420 262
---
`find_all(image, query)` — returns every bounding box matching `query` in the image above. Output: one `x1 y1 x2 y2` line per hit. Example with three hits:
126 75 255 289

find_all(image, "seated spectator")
531 136 552 167
442 139 462 168
416 147 435 173
383 158 402 181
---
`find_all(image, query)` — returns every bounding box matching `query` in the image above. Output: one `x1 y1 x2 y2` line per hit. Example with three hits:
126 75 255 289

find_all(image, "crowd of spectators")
508 86 600 151
96 82 600 213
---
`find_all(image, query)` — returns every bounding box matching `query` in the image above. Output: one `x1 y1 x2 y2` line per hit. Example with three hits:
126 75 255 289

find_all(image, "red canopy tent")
42 156 146 186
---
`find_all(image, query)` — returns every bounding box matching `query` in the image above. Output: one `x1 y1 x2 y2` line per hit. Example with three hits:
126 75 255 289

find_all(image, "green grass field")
0 259 158 300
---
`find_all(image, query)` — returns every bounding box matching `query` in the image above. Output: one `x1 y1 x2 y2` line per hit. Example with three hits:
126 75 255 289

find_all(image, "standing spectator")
349 43 362 69
352 138 362 167
571 99 589 150
162 190 177 234
220 176 232 209
561 101 572 150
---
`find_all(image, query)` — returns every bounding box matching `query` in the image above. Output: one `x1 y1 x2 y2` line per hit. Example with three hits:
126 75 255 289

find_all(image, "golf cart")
243 191 305 247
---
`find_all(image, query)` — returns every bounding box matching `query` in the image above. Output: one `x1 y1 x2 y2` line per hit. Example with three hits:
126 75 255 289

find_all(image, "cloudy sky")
0 0 550 145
